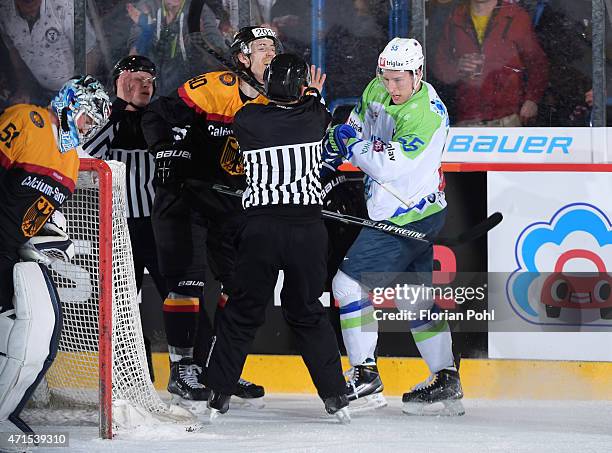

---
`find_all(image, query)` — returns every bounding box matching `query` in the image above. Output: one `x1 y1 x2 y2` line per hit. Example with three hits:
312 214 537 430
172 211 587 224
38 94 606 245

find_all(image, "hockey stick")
436 211 503 246
185 183 427 242
187 0 267 96
197 183 503 245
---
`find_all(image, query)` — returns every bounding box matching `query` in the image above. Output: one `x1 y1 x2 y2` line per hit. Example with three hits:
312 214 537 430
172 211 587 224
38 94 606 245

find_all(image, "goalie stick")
188 182 503 246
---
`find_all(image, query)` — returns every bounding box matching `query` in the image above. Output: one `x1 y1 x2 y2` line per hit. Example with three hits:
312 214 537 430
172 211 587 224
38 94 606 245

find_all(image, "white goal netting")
34 160 191 436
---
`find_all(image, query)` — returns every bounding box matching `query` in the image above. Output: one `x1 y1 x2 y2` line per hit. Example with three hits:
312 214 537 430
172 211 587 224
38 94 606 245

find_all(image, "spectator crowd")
0 0 607 126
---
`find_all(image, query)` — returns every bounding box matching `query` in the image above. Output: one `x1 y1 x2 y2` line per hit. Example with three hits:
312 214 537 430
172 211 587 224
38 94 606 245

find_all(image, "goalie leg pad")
0 262 62 430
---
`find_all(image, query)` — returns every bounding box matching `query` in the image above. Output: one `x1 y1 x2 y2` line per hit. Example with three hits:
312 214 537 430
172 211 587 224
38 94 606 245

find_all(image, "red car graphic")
541 249 612 318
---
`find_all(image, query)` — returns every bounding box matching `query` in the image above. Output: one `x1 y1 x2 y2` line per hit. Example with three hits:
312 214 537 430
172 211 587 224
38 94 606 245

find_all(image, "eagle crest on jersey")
220 137 242 175
21 196 54 238
178 72 269 177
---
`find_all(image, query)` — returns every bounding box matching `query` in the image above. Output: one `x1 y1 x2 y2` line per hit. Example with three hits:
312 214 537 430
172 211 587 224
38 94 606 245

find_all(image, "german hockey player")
141 26 280 408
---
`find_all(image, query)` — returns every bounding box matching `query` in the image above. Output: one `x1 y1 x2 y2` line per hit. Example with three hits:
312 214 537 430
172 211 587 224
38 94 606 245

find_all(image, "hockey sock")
163 291 200 362
333 271 378 366
339 297 378 366
410 305 455 373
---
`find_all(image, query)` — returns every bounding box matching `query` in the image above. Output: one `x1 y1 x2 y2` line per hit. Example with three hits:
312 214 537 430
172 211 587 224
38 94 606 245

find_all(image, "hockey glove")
152 143 192 187
322 124 357 165
320 161 340 179
18 211 75 265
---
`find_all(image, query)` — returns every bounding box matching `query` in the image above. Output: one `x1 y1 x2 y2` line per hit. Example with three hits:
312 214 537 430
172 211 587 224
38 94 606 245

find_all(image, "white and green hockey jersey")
345 78 449 226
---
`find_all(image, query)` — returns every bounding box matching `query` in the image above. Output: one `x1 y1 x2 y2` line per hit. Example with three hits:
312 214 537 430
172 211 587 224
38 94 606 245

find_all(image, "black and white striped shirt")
242 140 323 208
82 99 155 218
233 95 331 212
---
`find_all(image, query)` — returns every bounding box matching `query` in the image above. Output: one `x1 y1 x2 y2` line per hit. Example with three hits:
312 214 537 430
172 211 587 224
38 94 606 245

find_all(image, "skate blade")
231 395 265 409
348 392 388 413
334 407 351 424
170 394 210 416
402 399 465 416
209 408 223 422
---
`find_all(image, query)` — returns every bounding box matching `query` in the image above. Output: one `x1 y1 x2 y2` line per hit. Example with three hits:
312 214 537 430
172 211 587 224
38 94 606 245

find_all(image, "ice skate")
232 378 266 408
324 394 351 424
344 361 387 412
168 358 210 415
402 368 465 416
208 390 231 422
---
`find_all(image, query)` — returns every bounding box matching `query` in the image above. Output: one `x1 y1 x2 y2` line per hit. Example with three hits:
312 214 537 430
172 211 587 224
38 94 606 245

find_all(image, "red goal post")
79 158 113 439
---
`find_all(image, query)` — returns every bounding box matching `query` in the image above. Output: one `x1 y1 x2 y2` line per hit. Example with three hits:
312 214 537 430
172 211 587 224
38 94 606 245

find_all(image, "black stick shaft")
205 183 429 242
188 182 502 245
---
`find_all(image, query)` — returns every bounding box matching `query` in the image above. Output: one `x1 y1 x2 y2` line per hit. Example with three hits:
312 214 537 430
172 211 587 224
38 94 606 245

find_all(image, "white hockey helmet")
377 38 424 74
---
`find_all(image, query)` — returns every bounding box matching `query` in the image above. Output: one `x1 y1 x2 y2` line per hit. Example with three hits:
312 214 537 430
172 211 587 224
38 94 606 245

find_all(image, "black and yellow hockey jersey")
0 104 79 244
142 71 269 215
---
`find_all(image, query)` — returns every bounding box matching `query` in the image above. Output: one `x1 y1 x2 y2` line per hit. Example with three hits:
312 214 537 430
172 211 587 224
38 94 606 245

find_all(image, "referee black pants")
204 214 346 400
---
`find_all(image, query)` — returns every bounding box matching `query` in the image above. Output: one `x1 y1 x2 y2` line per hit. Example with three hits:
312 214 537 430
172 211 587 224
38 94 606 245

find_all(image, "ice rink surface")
4 395 612 453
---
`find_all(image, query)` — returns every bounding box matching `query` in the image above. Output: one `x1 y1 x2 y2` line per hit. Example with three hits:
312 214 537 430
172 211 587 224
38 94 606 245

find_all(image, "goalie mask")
51 75 111 153
264 53 310 103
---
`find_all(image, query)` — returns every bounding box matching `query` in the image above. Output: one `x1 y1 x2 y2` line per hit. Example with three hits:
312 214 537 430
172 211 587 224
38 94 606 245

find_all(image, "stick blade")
435 212 503 246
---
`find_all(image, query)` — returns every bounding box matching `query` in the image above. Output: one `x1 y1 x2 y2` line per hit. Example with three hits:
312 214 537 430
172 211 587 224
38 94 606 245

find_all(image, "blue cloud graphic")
507 203 612 324
517 204 612 272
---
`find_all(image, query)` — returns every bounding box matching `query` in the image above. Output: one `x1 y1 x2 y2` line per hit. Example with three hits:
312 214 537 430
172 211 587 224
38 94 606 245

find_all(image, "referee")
83 56 168 379
204 54 349 422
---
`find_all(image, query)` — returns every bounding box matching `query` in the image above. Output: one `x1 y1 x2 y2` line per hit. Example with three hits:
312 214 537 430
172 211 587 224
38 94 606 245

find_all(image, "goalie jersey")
0 104 78 244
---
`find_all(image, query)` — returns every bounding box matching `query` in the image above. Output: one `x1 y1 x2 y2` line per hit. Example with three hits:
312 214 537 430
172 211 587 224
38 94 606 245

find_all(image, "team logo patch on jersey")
29 111 45 128
219 73 237 86
430 98 447 119
220 137 244 175
373 139 385 152
22 196 54 238
45 27 60 44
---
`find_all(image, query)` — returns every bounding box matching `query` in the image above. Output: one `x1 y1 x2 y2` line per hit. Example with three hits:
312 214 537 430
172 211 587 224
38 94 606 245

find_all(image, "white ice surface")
3 394 612 453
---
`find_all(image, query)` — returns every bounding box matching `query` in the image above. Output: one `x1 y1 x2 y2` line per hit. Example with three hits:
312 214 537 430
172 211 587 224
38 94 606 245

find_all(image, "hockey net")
31 159 192 438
